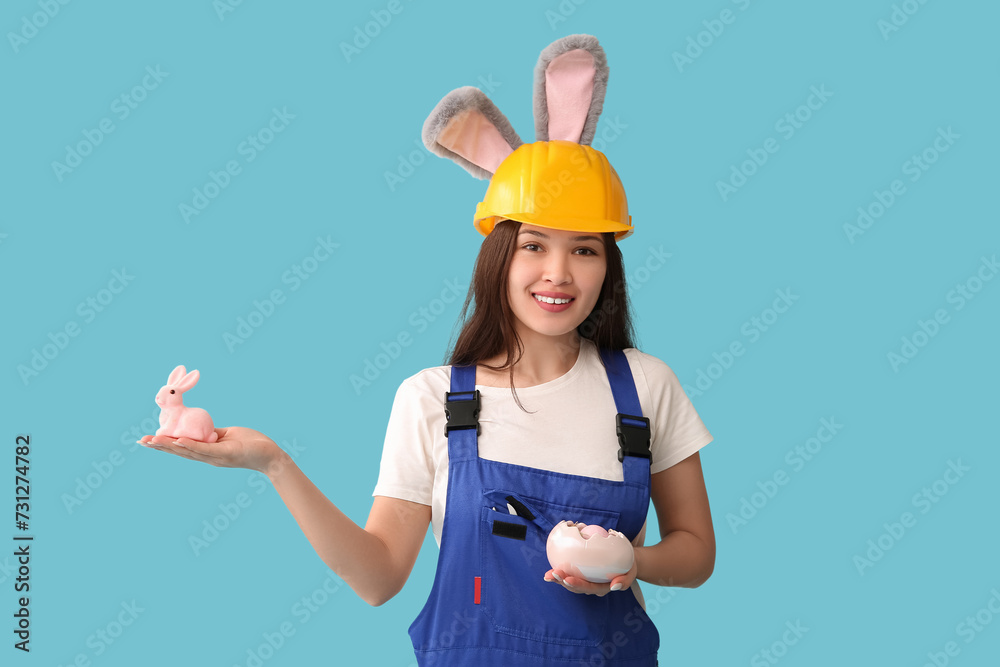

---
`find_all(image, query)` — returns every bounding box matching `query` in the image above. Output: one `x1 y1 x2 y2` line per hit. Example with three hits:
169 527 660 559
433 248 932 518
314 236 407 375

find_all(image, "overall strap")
444 364 480 462
598 347 652 487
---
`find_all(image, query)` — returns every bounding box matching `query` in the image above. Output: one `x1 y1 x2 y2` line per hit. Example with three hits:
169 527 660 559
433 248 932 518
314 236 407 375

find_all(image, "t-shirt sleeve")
631 351 714 474
371 376 436 506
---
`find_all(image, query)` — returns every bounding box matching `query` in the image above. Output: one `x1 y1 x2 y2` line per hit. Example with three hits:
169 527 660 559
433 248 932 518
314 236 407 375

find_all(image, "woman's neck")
479 329 582 388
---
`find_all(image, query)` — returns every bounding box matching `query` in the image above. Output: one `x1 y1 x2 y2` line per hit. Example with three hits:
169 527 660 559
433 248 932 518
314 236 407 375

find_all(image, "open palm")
138 426 282 474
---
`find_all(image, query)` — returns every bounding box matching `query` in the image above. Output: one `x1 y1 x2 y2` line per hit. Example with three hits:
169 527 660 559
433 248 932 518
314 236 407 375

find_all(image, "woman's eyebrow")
518 230 602 243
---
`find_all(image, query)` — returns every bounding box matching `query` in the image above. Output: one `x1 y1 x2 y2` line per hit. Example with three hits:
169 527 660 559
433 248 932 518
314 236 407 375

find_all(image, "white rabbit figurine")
154 365 219 442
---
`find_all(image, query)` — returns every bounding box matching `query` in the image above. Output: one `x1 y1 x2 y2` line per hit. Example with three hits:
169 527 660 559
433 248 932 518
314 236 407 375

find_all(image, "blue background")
3 1 998 665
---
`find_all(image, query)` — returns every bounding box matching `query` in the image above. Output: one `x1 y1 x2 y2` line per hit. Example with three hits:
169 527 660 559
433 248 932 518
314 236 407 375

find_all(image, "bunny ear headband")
422 34 633 241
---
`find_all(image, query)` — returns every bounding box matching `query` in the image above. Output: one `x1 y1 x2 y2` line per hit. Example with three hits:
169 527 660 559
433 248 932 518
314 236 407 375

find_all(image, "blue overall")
408 347 660 666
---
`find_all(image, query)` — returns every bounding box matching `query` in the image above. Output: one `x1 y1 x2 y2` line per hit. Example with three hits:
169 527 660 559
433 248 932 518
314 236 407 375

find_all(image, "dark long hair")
445 219 639 411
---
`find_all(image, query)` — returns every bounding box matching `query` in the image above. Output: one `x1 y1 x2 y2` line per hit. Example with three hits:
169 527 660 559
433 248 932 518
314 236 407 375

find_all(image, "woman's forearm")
263 451 392 605
634 530 715 589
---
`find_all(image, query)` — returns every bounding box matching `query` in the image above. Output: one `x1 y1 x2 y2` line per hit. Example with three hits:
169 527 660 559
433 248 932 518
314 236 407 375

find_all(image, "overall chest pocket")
479 491 622 646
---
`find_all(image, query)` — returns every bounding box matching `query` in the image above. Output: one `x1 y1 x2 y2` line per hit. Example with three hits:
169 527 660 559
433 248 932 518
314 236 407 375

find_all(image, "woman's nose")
542 252 572 283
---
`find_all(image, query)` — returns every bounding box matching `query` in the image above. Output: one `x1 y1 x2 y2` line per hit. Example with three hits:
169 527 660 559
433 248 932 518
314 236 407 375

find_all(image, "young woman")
140 34 716 666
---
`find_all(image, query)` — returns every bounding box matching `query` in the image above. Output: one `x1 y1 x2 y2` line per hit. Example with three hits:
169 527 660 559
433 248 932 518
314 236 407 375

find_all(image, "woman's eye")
521 244 598 255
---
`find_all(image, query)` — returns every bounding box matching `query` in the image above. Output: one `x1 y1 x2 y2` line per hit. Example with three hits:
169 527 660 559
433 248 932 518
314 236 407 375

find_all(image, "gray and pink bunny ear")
533 34 609 145
422 34 609 180
422 87 523 180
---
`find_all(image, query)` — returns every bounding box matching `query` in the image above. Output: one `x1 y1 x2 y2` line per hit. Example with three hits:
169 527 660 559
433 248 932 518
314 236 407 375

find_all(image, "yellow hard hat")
423 35 635 241
474 140 633 241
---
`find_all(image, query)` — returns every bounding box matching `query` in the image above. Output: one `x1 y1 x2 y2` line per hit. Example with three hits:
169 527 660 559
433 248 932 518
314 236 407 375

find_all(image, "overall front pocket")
478 494 622 646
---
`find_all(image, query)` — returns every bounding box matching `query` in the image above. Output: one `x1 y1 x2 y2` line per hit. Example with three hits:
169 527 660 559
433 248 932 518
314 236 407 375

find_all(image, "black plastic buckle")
616 413 651 462
444 390 481 437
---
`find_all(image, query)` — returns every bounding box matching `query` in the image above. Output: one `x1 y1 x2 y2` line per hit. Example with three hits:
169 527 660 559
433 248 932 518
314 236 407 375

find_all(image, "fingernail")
172 440 185 448
610 583 623 591
552 573 562 582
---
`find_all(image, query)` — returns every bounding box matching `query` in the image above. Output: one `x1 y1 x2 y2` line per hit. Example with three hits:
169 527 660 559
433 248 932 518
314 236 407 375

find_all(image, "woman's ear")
533 34 609 146
423 86 523 180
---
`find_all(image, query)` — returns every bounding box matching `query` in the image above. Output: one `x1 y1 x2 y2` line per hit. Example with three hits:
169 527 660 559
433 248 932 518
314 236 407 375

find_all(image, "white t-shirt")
372 337 714 549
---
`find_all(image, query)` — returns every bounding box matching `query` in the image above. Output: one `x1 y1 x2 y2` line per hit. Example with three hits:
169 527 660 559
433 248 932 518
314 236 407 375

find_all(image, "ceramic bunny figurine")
154 365 218 442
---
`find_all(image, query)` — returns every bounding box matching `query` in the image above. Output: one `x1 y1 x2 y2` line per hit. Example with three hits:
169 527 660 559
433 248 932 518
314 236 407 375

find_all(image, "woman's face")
506 223 607 339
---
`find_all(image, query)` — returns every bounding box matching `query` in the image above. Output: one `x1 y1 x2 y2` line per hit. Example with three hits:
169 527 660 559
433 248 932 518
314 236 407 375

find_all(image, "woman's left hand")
544 556 638 596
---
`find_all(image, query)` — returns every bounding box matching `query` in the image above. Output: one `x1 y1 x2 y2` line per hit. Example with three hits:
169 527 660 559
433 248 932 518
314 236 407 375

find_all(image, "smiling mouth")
532 293 574 305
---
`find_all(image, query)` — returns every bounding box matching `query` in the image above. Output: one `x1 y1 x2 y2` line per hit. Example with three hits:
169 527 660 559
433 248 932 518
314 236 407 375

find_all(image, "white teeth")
534 294 572 305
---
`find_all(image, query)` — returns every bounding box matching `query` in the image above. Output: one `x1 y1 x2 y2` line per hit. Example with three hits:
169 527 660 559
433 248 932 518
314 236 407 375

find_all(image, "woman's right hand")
138 427 285 475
